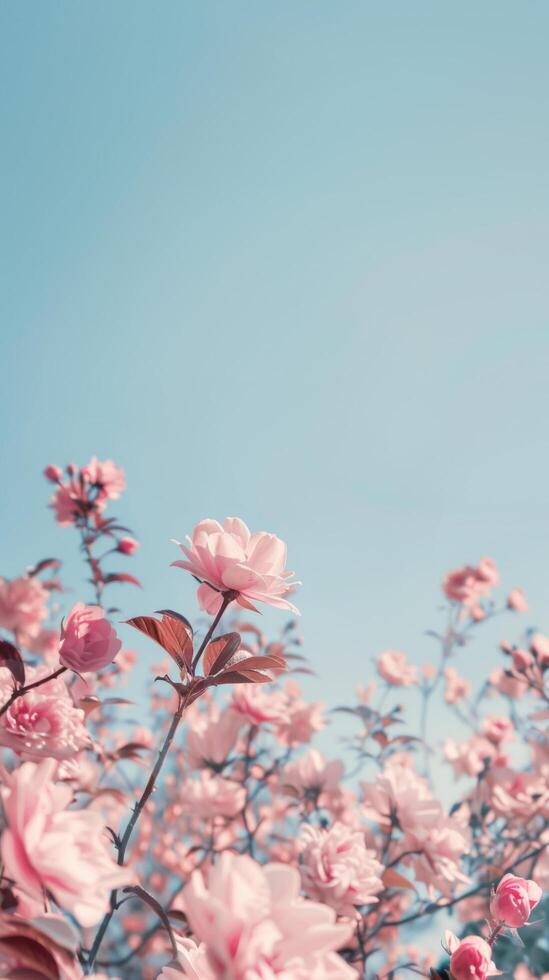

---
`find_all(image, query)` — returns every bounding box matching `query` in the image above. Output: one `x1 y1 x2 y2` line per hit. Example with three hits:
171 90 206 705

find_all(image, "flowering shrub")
0 460 547 978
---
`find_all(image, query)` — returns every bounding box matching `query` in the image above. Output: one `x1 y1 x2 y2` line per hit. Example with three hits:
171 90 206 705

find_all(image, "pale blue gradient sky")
2 2 549 716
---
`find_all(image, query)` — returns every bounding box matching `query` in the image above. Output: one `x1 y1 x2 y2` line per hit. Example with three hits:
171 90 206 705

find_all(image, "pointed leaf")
126 614 193 673
0 640 25 687
382 868 416 892
203 632 242 676
104 572 142 588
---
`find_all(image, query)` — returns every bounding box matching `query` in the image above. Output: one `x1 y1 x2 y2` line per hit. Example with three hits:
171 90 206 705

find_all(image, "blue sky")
1 1 549 714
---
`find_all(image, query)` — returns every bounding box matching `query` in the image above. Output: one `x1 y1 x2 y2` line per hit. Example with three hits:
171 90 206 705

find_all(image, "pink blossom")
43 464 63 482
83 457 126 500
531 633 549 667
445 735 506 778
444 666 471 704
186 706 242 769
511 648 534 671
117 535 139 555
50 479 91 526
488 667 527 699
0 759 133 926
59 602 122 672
490 873 542 928
376 650 418 686
481 715 514 745
0 574 47 644
172 518 300 613
443 558 499 607
283 750 344 796
446 932 498 980
230 683 288 726
178 772 246 819
157 937 213 978
183 851 355 978
300 822 383 915
507 588 528 612
275 689 325 746
0 665 90 760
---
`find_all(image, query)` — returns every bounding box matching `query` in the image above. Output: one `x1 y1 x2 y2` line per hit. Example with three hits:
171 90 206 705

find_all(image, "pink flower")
377 650 418 686
172 518 299 613
490 873 542 928
531 633 549 667
59 603 122 672
443 558 499 607
507 588 528 612
300 822 383 915
0 574 48 644
83 457 126 500
275 687 325 746
0 912 83 979
50 479 92 526
178 772 246 820
481 715 514 745
118 535 139 555
444 667 471 704
183 851 355 978
157 938 213 978
43 464 63 482
0 759 133 926
186 707 242 769
283 750 344 796
0 665 90 760
230 683 288 727
446 932 497 980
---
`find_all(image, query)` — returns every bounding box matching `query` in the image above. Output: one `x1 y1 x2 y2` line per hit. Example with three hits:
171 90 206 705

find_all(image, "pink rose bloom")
507 587 528 612
300 822 383 915
230 683 289 726
59 603 122 672
444 666 471 704
490 873 542 928
443 558 499 607
0 665 90 760
377 650 418 686
183 852 355 978
0 759 133 926
83 457 126 500
0 574 47 644
172 518 300 613
0 912 83 979
178 772 246 820
446 932 497 980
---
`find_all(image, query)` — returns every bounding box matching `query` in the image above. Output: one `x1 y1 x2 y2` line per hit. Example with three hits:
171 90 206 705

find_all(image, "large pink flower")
446 932 498 980
183 851 355 978
59 602 122 672
300 822 383 915
0 574 48 645
490 873 542 928
82 457 126 500
0 759 133 927
172 518 299 613
0 666 90 760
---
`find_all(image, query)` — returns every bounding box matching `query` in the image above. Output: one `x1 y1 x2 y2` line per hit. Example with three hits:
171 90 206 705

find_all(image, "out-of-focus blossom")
507 588 528 612
157 937 213 978
0 665 90 760
443 558 499 609
0 760 133 926
488 667 528 699
186 706 242 769
0 912 83 979
444 666 471 704
117 535 139 555
183 851 355 978
481 715 514 745
59 603 121 672
376 650 418 686
172 518 300 613
82 457 126 500
531 633 549 667
230 683 288 727
43 464 63 482
0 574 48 644
490 873 542 928
177 772 246 820
446 931 498 980
275 681 325 746
445 735 508 778
283 750 344 797
300 822 383 915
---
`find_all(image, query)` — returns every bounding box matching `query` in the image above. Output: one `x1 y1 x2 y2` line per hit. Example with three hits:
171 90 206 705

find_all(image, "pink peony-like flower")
376 650 418 687
443 558 499 608
82 457 126 500
59 603 122 672
446 932 498 980
300 822 383 915
178 772 246 820
490 873 542 928
172 518 300 613
0 574 48 644
0 759 133 926
0 912 83 979
0 665 90 760
230 683 288 727
283 749 344 797
186 706 242 770
183 851 355 978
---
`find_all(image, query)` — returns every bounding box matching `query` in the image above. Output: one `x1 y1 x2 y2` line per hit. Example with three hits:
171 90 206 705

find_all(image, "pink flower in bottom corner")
445 932 499 980
300 822 384 915
0 912 83 979
172 517 300 613
0 759 133 927
490 873 542 928
183 851 356 978
59 602 122 672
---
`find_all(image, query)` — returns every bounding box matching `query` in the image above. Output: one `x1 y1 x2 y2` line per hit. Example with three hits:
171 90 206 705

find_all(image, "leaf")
27 557 61 577
126 613 193 673
203 632 242 676
122 885 177 959
382 868 416 892
103 572 142 588
212 667 273 685
0 640 25 687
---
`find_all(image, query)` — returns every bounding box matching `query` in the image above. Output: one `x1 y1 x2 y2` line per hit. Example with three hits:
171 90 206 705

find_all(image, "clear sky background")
2 2 549 719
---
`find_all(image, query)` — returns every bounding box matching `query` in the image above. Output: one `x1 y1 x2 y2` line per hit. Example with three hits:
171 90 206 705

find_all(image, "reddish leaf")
27 557 61 577
0 640 25 687
226 654 286 672
382 868 416 892
103 573 142 588
203 632 242 676
126 613 193 673
212 667 273 685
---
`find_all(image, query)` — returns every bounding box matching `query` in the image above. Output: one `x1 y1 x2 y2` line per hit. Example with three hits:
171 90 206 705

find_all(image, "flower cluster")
0 461 545 980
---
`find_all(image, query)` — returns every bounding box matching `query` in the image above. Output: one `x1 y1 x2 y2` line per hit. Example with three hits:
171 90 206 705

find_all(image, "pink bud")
59 603 122 673
511 648 533 672
490 873 542 928
118 536 140 555
449 936 493 980
507 587 528 612
43 464 63 482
